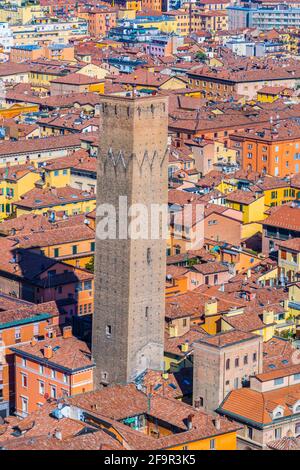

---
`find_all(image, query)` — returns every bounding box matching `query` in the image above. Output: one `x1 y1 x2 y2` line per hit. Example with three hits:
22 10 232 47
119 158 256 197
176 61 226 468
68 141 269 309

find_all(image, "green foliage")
85 256 94 273
186 257 198 267
195 51 206 63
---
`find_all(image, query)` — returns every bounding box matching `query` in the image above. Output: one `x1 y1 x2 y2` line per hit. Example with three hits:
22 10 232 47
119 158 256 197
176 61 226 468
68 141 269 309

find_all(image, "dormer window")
273 406 284 420
294 405 300 414
293 401 300 414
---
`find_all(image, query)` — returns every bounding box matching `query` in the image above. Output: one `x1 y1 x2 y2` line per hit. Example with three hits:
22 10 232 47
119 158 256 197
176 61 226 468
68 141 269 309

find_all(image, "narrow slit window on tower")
106 325 112 338
147 248 152 264
145 307 149 320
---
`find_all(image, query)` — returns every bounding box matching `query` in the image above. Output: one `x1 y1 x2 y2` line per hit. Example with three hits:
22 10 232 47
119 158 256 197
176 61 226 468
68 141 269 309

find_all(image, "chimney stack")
214 416 221 430
63 326 72 339
187 413 194 430
54 429 62 440
43 345 53 359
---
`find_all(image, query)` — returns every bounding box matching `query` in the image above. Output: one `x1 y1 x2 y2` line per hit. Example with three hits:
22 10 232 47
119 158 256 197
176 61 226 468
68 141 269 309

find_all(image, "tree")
195 51 206 63
85 256 94 273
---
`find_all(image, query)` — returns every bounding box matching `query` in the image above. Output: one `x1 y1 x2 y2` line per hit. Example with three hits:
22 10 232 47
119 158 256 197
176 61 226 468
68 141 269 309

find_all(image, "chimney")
181 341 189 353
63 326 72 339
30 338 37 347
47 329 56 339
43 345 53 359
54 429 62 440
50 187 57 196
187 413 194 430
214 416 221 430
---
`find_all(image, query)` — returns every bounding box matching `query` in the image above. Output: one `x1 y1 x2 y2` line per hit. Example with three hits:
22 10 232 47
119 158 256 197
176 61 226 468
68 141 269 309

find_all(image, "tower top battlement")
98 93 168 121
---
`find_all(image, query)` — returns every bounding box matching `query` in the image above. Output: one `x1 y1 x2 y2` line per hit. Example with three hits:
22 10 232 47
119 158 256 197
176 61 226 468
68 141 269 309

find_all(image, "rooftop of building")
14 186 96 209
263 203 300 231
218 382 300 426
194 329 259 349
11 332 94 372
0 297 59 329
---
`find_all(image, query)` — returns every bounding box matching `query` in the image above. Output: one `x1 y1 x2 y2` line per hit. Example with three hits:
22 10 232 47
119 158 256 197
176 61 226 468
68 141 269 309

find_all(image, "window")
195 397 204 408
210 439 215 450
183 318 187 327
22 358 26 368
39 381 45 395
247 427 253 440
51 370 56 379
235 358 239 367
54 248 59 257
275 427 282 439
63 374 68 384
15 328 21 342
84 280 92 291
274 378 284 386
253 353 257 363
294 373 300 381
90 242 95 252
234 378 239 389
147 248 152 264
50 385 56 399
226 359 230 370
21 374 28 388
72 245 78 255
106 325 112 338
271 191 278 199
281 250 287 260
21 396 28 414
244 355 248 365
101 371 108 382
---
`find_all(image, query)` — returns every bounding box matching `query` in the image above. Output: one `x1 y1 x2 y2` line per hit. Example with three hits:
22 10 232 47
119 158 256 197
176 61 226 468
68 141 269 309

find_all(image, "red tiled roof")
219 383 300 425
12 335 94 372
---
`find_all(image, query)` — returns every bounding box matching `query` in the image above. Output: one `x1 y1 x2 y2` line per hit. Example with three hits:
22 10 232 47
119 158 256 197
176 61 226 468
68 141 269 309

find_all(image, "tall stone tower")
92 94 168 387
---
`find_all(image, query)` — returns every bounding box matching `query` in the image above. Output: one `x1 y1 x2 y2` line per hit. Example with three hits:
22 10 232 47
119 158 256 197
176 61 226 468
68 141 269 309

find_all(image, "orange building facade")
78 8 117 37
0 301 59 417
12 327 94 416
231 125 300 177
141 0 162 11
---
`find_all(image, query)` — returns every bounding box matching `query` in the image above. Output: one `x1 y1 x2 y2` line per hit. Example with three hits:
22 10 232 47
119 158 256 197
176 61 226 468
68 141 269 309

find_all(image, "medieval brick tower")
92 94 169 387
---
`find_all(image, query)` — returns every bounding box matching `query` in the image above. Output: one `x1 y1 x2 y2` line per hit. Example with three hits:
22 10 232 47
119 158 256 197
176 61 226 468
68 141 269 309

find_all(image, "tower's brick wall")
93 95 169 386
